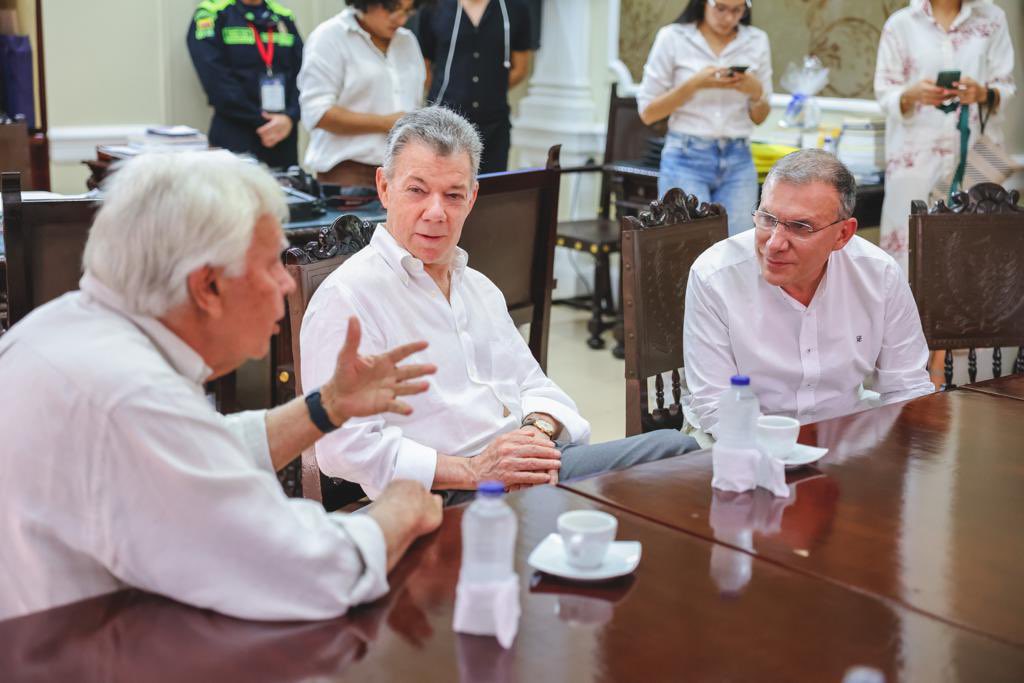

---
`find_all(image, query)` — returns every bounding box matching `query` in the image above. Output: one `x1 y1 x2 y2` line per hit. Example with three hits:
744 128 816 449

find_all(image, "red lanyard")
249 23 275 74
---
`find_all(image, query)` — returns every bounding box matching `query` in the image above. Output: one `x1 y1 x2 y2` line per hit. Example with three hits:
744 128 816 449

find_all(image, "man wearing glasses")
682 149 933 439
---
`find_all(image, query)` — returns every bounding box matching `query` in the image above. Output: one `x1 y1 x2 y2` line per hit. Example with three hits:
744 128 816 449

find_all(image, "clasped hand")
471 427 561 490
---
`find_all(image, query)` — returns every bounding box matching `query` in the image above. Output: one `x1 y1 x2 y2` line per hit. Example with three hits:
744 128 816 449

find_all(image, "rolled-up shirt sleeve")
297 27 344 132
222 410 272 472
872 265 934 405
100 388 389 621
299 282 438 499
683 268 739 436
874 22 909 120
636 27 676 115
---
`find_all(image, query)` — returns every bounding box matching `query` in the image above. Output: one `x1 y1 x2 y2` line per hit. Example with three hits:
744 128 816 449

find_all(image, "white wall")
41 0 346 193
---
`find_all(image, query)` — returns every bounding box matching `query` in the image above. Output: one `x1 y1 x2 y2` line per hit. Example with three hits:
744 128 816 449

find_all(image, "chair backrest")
1 172 99 326
909 182 1024 389
280 215 374 508
0 123 33 189
621 188 728 436
459 145 561 370
603 83 665 166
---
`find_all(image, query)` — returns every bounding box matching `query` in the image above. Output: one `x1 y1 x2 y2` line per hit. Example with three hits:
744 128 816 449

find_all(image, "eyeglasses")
707 0 751 18
752 210 847 240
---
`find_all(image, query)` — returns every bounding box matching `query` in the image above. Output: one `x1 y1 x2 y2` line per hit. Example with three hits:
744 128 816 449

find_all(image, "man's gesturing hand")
470 429 561 489
320 316 436 425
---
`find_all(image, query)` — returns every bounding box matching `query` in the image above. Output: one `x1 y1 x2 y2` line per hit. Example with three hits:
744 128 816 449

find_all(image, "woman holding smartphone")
874 0 1015 272
638 0 772 235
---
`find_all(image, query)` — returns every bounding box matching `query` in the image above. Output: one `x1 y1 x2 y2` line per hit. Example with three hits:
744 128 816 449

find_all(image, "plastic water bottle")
460 481 517 583
715 375 760 449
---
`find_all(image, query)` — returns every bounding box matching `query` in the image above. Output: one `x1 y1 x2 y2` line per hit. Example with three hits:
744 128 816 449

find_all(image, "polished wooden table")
3 484 1023 682
961 374 1024 402
564 388 1024 649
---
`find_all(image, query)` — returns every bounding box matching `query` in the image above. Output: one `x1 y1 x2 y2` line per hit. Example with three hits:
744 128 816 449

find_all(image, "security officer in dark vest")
187 0 303 168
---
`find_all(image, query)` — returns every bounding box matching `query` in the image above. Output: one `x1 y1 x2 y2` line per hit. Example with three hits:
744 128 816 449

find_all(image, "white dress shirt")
298 8 425 172
0 274 388 621
683 230 934 435
637 23 772 140
300 227 590 499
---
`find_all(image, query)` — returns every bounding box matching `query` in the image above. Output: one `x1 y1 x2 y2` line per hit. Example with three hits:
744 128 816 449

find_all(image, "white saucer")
772 443 828 468
527 533 641 582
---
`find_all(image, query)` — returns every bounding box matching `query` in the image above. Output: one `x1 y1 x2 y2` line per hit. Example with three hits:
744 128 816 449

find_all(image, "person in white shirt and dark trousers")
301 107 698 505
0 151 442 622
638 0 772 236
298 0 425 187
683 149 934 441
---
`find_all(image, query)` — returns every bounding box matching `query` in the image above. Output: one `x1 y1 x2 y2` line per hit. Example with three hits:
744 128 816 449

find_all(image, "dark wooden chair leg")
587 252 609 349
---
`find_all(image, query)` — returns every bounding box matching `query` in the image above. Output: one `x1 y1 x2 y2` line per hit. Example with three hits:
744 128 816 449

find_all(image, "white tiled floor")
537 305 626 444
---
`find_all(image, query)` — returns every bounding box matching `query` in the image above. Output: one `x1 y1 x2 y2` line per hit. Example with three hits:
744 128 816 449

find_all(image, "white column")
511 0 622 299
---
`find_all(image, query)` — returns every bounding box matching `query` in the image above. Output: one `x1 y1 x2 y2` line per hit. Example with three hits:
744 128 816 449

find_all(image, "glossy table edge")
959 376 1024 402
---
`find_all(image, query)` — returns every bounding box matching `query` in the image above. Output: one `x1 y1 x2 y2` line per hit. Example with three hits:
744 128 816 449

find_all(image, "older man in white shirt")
683 149 934 437
301 107 696 504
0 151 441 622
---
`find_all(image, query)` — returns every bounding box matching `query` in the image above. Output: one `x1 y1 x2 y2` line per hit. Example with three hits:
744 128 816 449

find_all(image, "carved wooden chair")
0 171 237 413
275 149 562 506
621 188 729 436
555 84 667 350
277 216 375 509
909 183 1024 390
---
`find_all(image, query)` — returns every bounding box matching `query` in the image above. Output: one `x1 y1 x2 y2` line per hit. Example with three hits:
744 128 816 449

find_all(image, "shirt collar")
79 272 213 385
370 224 468 287
680 22 754 57
339 6 372 39
913 0 984 25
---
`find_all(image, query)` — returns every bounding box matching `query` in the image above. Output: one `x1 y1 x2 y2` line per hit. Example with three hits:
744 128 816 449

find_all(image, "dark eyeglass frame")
751 209 848 238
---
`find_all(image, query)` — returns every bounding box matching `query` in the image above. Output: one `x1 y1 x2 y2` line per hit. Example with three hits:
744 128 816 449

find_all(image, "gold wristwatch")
522 415 556 439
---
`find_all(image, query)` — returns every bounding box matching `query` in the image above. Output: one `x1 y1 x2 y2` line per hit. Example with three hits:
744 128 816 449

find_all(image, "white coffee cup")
557 510 617 569
756 415 801 460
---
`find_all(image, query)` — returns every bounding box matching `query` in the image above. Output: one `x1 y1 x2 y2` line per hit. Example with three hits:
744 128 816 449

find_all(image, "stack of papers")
836 118 885 185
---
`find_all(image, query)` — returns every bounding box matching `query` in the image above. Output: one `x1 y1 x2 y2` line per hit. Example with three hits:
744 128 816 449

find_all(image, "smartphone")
936 70 960 89
727 65 750 76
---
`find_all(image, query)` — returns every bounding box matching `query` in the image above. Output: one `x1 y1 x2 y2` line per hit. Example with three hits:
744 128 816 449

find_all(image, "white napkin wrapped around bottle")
453 574 520 648
711 445 790 498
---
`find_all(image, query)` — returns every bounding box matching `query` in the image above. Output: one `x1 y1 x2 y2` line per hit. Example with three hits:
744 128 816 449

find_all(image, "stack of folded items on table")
836 118 885 185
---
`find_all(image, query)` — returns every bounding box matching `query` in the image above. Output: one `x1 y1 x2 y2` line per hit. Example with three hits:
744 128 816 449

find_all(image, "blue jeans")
658 132 758 235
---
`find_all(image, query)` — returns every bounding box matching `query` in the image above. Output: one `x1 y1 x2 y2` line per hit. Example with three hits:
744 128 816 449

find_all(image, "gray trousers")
440 429 699 506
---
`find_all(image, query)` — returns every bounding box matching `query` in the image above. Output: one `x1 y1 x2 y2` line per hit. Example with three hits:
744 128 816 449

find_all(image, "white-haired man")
0 151 442 622
301 107 697 505
683 149 934 438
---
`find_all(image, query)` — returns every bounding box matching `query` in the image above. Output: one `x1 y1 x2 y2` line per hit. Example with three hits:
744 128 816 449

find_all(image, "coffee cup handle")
567 533 585 559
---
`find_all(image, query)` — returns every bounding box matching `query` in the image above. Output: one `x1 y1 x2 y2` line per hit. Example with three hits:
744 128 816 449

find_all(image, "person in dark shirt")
416 0 533 174
187 0 303 168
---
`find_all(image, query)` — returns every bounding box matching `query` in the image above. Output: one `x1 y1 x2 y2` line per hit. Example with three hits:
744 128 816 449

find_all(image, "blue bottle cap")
478 480 505 495
730 375 751 386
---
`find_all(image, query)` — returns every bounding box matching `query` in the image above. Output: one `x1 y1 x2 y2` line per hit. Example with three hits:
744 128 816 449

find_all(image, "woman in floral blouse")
874 0 1015 272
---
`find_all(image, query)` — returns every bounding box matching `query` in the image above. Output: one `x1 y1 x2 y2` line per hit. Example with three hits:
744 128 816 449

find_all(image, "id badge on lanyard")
250 23 286 112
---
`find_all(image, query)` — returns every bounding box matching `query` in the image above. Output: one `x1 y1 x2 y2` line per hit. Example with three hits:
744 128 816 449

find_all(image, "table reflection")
0 590 389 683
708 471 839 595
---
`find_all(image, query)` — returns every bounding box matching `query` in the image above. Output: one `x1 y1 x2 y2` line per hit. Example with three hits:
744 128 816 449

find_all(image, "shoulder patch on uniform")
194 14 215 40
265 0 294 18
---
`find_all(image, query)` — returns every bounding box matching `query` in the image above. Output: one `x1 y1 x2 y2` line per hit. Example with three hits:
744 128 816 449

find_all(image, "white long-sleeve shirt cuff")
522 397 591 445
328 512 390 603
389 438 438 495
222 410 272 472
